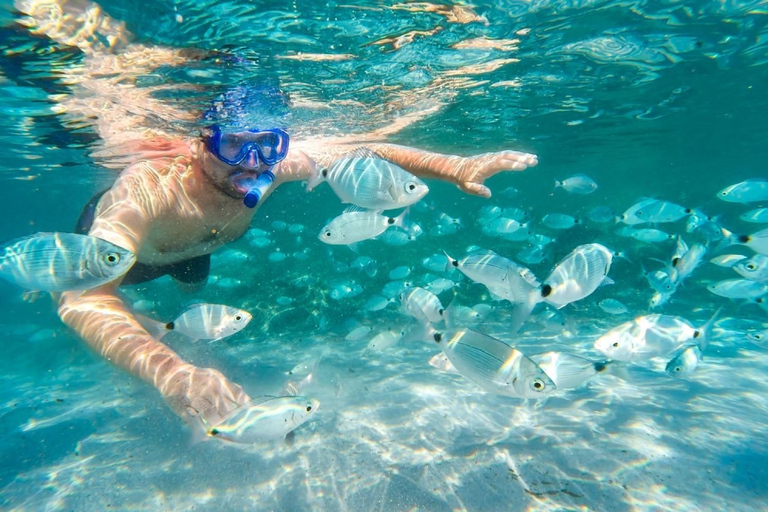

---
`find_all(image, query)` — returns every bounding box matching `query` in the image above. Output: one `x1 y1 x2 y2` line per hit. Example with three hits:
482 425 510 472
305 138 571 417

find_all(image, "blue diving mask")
204 125 290 167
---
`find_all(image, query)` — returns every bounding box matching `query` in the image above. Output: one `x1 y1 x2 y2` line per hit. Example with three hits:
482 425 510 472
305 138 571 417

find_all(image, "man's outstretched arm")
280 142 537 198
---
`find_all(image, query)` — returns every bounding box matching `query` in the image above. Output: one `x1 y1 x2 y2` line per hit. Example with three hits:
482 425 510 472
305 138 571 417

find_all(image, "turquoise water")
2 0 768 510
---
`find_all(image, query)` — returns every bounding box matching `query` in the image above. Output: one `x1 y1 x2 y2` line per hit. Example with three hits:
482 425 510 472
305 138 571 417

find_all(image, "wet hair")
202 80 291 133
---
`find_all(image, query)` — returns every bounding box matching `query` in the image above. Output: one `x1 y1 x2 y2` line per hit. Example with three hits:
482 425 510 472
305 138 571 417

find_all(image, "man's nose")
243 148 260 169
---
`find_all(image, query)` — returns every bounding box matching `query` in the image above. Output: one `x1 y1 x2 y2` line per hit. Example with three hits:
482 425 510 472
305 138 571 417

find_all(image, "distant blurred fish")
307 148 428 210
587 206 617 223
554 174 598 194
599 298 629 315
631 228 674 243
707 279 768 299
0 232 135 292
542 213 580 230
740 208 768 224
367 329 404 351
717 179 768 204
432 328 556 399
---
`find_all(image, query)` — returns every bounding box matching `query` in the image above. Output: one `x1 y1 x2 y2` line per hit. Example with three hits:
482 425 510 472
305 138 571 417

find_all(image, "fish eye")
753 333 764 341
306 405 312 412
235 315 242 321
405 182 417 192
746 264 756 271
612 342 619 348
324 231 332 237
530 378 546 391
104 252 121 265
674 366 682 373
637 211 643 216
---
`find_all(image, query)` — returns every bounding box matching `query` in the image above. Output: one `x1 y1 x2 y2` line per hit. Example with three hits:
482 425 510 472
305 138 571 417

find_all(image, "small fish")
542 213 580 230
649 290 672 310
144 303 252 342
717 179 768 204
319 208 408 245
205 395 319 443
345 325 373 341
587 206 617 224
442 304 484 326
367 329 403 351
622 199 690 225
740 208 768 224
484 217 530 239
554 174 598 194
400 287 444 324
671 244 706 284
733 254 768 282
686 209 723 241
631 228 674 243
0 232 135 292
517 244 549 265
307 148 429 210
594 314 706 362
710 254 748 268
530 352 617 390
540 243 613 309
445 250 540 305
424 276 455 294
286 357 321 377
707 279 768 299
432 328 556 399
428 352 459 373
329 281 363 300
478 205 503 222
389 266 412 280
381 279 413 298
364 295 395 311
665 345 702 377
599 298 629 315
380 227 419 246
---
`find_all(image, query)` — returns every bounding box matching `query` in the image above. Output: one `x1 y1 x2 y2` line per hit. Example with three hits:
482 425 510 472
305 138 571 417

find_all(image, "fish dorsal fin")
343 205 371 214
248 395 281 407
343 147 381 160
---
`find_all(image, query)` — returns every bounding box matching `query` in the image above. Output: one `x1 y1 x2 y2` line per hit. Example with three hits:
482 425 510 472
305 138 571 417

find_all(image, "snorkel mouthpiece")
242 170 275 208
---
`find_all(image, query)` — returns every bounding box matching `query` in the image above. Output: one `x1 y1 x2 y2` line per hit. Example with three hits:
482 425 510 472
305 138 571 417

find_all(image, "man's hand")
456 150 538 198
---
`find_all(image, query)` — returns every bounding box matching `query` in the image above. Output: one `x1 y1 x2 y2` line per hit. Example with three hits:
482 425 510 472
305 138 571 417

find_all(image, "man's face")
199 142 273 198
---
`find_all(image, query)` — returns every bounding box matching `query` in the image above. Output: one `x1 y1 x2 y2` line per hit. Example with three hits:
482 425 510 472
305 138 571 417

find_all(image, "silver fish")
710 254 748 268
721 227 768 256
400 287 444 324
733 254 768 282
594 314 702 362
161 303 252 341
207 395 319 443
665 345 702 377
530 352 614 390
707 279 768 299
308 148 428 210
542 213 580 230
740 208 768 224
631 228 674 243
717 179 768 204
433 328 556 399
540 243 613 309
367 329 403 351
319 208 407 245
622 199 690 225
0 232 135 292
599 298 629 315
445 250 540 305
554 174 598 194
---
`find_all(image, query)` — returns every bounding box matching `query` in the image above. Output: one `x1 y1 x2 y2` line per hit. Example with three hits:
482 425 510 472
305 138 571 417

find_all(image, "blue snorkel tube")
242 170 275 208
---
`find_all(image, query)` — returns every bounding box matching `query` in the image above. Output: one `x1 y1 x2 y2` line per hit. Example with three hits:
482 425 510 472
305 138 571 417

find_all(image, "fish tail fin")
135 313 172 340
510 290 539 334
392 207 410 229
603 361 631 382
697 307 722 351
306 166 327 191
554 180 562 189
443 251 459 273
401 322 437 344
715 228 737 252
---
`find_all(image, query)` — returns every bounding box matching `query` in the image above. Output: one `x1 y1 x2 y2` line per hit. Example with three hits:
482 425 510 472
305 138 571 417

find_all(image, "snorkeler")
17 0 538 440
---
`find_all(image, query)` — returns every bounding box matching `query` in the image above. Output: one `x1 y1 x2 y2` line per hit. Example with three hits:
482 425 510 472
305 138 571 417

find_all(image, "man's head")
199 83 291 206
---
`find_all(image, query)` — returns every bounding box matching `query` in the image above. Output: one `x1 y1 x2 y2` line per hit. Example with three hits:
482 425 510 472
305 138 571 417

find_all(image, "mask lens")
218 132 249 162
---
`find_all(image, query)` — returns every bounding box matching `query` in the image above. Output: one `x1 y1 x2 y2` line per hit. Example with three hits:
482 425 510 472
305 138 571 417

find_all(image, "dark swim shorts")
75 190 210 286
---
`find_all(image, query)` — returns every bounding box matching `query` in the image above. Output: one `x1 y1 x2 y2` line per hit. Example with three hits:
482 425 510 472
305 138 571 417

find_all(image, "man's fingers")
460 181 492 198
